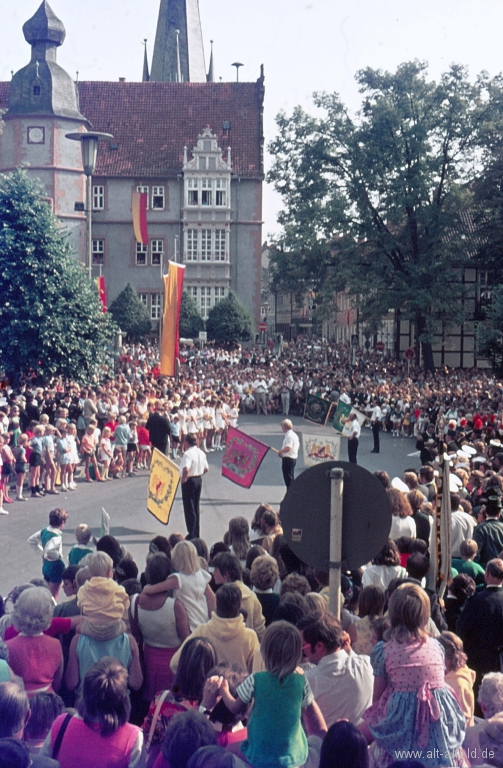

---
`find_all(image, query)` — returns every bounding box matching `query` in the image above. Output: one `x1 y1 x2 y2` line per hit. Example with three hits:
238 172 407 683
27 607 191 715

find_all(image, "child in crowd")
56 424 72 492
28 508 69 600
126 418 138 477
99 426 114 481
69 524 94 565
143 540 215 631
0 433 14 504
29 424 45 497
12 432 29 501
136 419 151 468
362 583 467 767
43 424 58 495
81 423 102 483
109 450 125 479
219 620 326 768
451 539 486 585
438 631 476 726
66 422 80 490
170 415 180 460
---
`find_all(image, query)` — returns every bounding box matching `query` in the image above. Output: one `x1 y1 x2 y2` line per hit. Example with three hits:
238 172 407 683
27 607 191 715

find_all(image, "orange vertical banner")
160 261 186 377
132 191 149 244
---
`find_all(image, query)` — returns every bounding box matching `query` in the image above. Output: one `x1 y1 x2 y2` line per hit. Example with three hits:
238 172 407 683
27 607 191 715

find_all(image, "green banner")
332 400 352 433
303 394 331 425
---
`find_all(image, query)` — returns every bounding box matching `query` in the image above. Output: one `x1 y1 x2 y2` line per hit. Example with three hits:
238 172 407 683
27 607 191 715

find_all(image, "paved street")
0 414 418 598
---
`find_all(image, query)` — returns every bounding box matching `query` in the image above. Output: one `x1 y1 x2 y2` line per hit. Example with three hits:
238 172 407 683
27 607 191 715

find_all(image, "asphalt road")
0 415 418 598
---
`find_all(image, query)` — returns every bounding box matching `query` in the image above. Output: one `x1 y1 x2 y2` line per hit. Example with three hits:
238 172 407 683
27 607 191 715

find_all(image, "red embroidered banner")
96 276 107 312
222 427 270 488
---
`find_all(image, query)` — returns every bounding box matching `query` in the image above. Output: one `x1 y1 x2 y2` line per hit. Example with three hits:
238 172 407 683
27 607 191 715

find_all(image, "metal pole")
328 467 344 619
86 174 92 280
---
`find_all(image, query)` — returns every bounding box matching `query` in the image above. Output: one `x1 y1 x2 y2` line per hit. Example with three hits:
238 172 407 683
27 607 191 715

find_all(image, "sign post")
329 468 344 618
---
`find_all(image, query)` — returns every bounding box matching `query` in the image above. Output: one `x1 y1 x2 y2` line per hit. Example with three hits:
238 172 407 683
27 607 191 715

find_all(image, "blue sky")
1 0 502 236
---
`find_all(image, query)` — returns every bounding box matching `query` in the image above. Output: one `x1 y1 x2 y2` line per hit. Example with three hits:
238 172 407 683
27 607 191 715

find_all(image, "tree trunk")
415 316 435 372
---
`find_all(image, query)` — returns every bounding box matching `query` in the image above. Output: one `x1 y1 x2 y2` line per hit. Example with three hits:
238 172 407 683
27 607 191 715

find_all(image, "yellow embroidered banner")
147 448 179 525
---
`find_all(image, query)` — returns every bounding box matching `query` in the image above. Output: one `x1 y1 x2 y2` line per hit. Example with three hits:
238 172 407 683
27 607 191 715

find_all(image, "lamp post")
66 131 114 280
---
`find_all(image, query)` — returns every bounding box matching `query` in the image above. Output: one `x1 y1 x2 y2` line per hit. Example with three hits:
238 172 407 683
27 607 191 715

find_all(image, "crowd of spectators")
1 339 503 766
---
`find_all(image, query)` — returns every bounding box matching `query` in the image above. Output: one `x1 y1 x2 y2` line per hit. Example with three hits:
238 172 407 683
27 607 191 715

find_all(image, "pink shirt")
46 714 141 768
6 634 62 696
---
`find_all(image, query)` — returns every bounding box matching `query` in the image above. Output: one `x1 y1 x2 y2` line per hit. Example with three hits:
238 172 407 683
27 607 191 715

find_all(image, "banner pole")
328 467 344 619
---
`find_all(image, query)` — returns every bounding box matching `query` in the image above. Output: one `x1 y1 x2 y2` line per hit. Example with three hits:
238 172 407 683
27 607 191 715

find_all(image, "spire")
142 39 150 81
150 0 206 82
6 0 87 122
206 39 214 82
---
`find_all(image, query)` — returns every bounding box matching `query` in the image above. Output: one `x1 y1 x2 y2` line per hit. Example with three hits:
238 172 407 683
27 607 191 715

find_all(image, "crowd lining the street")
2 339 503 767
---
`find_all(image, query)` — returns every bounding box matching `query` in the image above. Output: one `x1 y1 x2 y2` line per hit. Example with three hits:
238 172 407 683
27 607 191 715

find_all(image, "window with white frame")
201 179 212 206
151 294 161 320
214 286 226 304
214 229 226 261
188 286 198 301
152 186 165 210
215 179 227 206
139 294 148 308
136 242 148 266
187 179 198 206
201 229 211 261
208 157 216 170
92 238 105 264
151 240 164 266
200 286 212 319
199 157 206 171
136 185 149 209
93 185 105 211
186 229 198 261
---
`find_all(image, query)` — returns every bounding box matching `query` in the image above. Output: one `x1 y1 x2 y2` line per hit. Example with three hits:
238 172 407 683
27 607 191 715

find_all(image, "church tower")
0 0 89 256
150 0 206 82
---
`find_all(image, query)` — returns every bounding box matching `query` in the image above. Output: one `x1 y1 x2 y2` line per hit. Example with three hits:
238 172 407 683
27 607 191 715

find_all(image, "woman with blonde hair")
388 488 417 540
363 583 466 767
143 540 215 631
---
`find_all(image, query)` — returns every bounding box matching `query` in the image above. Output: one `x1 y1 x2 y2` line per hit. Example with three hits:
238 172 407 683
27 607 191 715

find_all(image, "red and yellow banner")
160 261 185 377
96 276 107 312
132 191 149 245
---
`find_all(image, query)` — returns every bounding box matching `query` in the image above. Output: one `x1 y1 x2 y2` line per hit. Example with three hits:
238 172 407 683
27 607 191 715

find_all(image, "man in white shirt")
299 613 373 727
253 375 268 415
346 412 360 464
451 494 475 558
179 434 209 539
369 398 382 454
278 419 300 488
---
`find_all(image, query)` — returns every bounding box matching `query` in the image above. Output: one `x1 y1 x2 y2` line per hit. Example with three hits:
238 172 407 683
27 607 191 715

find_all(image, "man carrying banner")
346 413 360 464
278 419 300 488
179 434 209 539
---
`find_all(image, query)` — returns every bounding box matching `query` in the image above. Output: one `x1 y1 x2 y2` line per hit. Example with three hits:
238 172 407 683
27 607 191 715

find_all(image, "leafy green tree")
109 283 152 340
0 170 115 385
206 292 253 345
179 290 204 338
268 62 502 370
477 286 503 374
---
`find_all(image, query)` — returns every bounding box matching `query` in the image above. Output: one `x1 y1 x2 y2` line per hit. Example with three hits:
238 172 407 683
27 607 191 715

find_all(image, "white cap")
391 477 410 493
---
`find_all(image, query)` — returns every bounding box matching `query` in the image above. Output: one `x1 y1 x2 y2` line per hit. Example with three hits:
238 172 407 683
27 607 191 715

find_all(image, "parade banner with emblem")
222 427 270 488
302 432 341 466
303 394 332 426
332 400 366 437
96 276 107 312
147 448 180 525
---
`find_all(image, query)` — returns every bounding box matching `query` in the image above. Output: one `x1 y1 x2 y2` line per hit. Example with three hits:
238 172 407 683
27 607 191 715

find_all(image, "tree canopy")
0 170 115 385
179 290 204 338
108 283 152 340
268 61 503 369
206 292 253 345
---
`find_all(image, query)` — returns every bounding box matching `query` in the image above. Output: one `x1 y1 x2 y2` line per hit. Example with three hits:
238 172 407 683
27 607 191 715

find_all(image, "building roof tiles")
0 79 264 179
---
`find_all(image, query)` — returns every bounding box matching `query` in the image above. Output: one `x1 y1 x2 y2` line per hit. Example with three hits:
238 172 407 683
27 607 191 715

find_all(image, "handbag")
52 713 73 760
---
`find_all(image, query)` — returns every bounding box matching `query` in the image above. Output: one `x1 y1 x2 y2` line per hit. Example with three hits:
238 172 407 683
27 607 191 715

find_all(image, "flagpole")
159 252 164 346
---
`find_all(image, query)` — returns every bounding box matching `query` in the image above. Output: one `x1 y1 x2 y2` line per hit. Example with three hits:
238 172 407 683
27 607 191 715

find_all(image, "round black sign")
280 461 392 571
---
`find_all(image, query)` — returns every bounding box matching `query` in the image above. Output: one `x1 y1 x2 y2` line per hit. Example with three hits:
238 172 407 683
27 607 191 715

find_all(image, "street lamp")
66 131 114 279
